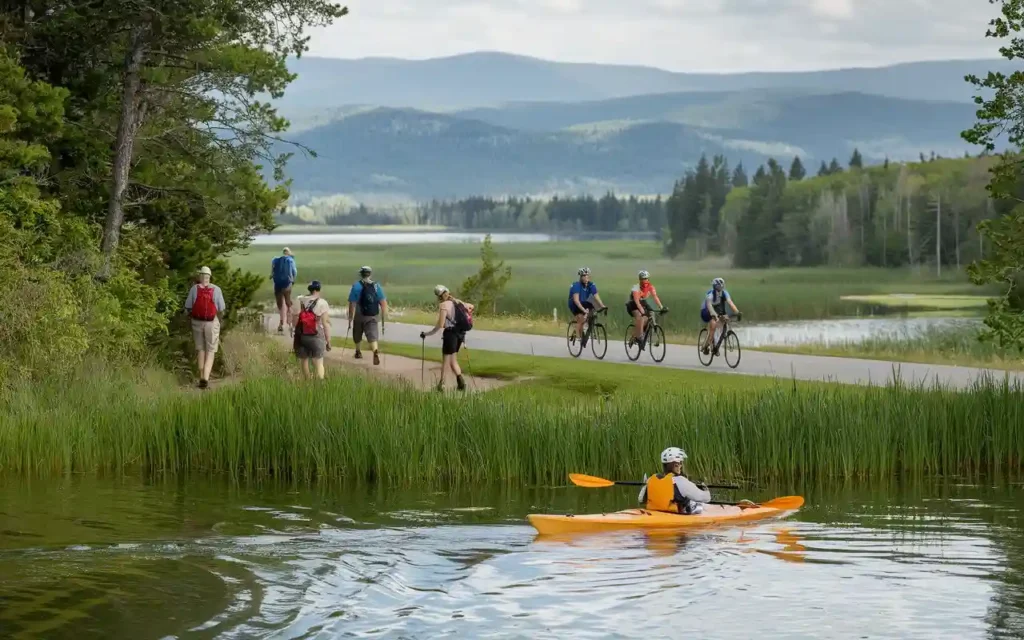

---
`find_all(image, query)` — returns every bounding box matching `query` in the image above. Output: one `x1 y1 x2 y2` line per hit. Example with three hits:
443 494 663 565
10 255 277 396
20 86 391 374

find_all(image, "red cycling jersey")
629 281 656 304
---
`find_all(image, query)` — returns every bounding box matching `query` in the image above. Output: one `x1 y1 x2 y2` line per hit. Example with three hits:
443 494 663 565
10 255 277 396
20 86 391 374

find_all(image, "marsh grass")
2 341 1020 483
231 242 992 335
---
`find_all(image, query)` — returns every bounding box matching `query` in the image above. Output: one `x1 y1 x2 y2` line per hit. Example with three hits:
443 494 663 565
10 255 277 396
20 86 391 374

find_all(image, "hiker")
420 285 474 392
347 265 388 365
292 280 332 379
271 247 297 333
184 266 226 389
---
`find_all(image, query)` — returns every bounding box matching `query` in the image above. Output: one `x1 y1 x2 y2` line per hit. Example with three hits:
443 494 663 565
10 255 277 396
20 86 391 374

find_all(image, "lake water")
733 316 982 348
251 231 658 246
2 477 1022 639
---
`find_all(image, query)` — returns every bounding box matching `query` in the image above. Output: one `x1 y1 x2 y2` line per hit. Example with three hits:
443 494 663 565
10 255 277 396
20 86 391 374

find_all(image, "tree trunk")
98 23 147 280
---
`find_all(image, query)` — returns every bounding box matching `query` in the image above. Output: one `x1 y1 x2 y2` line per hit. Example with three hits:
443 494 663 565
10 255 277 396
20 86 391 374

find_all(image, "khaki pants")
191 317 221 353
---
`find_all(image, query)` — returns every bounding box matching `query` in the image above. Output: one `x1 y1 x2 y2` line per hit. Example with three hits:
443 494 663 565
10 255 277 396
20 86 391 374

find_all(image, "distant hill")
280 91 979 200
277 52 1012 113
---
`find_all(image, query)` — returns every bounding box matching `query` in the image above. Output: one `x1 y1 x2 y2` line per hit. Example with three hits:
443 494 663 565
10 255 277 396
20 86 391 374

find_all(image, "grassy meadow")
3 329 1021 483
232 240 993 340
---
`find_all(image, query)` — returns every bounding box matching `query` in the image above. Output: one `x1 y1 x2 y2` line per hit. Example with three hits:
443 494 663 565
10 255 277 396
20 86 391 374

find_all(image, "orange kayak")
528 496 804 536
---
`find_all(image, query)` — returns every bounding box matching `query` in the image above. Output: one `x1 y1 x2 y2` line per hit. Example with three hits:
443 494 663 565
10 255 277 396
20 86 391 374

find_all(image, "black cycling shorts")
625 299 652 316
571 300 595 317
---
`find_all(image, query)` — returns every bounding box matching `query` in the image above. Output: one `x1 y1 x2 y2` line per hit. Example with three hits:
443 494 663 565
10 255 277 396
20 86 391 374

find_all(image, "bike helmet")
578 267 591 277
638 270 650 280
661 447 687 464
712 277 725 288
433 284 449 298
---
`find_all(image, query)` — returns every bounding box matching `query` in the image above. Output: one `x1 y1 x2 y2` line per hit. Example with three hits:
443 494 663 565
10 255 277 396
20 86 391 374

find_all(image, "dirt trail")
268 330 509 393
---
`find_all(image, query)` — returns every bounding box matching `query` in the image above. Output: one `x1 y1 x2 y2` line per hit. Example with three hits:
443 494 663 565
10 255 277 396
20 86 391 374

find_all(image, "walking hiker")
420 285 474 392
292 280 332 380
184 266 226 389
347 266 388 365
271 247 297 333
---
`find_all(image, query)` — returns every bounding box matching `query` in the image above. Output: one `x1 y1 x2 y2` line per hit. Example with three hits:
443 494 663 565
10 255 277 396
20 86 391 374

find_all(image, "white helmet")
661 447 687 464
638 270 650 280
359 265 372 275
433 284 449 298
712 277 725 288
578 267 591 277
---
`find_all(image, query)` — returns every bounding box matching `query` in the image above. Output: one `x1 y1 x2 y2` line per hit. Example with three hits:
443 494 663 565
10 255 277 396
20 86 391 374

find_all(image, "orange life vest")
645 473 679 513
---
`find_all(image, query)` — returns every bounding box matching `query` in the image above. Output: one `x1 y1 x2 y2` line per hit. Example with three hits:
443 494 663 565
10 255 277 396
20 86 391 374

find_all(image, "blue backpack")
272 256 294 285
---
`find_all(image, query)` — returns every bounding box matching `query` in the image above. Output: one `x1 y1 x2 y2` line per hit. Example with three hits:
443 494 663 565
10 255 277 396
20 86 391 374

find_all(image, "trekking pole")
340 325 351 358
421 336 426 388
463 340 477 391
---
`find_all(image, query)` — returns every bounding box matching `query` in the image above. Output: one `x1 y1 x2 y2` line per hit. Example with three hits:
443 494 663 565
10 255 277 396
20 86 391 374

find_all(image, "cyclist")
626 270 666 347
701 277 740 355
568 267 606 347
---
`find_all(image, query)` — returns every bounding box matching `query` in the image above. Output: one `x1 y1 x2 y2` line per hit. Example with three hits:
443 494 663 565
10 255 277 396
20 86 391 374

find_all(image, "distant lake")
251 230 658 246
734 316 982 348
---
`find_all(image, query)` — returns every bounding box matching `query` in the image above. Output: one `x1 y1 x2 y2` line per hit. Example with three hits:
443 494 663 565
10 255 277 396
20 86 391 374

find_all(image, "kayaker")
637 447 711 515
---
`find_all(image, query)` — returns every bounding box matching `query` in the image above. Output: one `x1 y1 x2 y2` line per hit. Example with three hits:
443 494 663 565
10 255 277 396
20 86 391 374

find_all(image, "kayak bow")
527 496 804 536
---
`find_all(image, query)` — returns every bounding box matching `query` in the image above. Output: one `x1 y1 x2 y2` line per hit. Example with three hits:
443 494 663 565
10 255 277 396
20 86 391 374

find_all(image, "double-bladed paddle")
569 473 740 491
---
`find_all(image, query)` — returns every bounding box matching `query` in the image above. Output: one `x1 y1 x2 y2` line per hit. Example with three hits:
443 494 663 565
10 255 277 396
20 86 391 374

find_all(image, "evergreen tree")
849 148 864 169
731 163 749 188
789 156 807 181
828 158 844 174
817 161 830 177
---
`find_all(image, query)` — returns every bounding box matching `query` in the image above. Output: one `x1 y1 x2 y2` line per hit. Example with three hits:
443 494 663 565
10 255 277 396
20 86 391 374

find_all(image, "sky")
306 0 999 73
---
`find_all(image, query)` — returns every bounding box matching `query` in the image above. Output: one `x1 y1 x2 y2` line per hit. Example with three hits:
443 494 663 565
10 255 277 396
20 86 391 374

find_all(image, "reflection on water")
736 316 981 347
0 478 1021 639
251 231 658 246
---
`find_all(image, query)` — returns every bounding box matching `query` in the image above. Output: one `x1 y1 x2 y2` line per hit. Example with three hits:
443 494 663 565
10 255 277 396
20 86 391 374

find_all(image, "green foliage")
459 234 512 315
849 148 864 169
961 0 1024 353
2 362 1022 482
789 156 807 181
0 1 347 379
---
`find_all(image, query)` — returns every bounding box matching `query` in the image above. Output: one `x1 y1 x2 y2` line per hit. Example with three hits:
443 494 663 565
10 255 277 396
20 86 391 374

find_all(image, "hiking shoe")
277 325 284 333
456 375 466 391
354 350 363 360
436 381 445 393
198 379 208 389
373 351 380 365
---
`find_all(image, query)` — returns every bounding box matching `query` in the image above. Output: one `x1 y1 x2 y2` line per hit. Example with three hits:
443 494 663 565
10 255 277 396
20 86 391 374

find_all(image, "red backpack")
297 300 320 336
191 286 217 321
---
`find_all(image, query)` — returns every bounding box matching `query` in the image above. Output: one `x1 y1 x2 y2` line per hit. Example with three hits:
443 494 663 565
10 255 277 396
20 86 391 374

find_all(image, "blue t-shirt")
271 255 296 287
348 281 386 304
704 288 730 312
568 281 598 309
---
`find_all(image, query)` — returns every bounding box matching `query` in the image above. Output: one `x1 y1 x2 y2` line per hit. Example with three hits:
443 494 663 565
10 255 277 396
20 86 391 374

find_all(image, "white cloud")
305 0 999 72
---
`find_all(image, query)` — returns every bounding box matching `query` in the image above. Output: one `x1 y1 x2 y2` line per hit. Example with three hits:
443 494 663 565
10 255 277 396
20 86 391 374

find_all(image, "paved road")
266 314 1022 389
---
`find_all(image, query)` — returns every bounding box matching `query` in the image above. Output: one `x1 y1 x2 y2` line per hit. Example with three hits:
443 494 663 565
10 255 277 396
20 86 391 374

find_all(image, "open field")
232 241 994 338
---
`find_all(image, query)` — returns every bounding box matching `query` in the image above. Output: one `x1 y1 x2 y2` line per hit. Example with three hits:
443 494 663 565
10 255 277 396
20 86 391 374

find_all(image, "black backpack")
358 281 380 317
453 301 473 333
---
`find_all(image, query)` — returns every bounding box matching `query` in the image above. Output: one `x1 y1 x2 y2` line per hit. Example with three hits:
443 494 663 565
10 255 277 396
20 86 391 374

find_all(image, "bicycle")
624 308 668 363
567 307 608 360
698 313 742 369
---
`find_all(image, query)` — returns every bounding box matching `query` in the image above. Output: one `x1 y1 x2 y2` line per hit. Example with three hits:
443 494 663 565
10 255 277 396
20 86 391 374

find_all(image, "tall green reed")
2 371 1020 484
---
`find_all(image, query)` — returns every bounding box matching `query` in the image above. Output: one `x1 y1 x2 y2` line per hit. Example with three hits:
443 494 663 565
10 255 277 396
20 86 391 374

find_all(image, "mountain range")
276 52 1005 201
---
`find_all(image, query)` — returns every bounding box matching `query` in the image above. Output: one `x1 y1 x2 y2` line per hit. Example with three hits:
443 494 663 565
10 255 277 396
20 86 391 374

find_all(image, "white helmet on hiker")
712 277 725 288
578 267 591 277
359 265 372 275
433 284 449 298
661 447 687 464
638 270 650 280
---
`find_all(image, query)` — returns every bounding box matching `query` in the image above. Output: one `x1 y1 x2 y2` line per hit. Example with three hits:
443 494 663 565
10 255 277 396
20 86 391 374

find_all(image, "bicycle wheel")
591 323 608 360
624 324 641 361
649 325 667 363
725 331 741 369
697 328 714 366
566 322 583 358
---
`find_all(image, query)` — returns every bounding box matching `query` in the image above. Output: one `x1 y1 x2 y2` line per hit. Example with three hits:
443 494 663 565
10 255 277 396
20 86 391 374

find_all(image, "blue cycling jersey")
568 281 598 309
703 288 730 313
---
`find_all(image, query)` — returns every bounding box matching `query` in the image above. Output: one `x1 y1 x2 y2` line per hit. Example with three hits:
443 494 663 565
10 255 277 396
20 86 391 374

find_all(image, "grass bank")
4 337 1021 483
232 241 993 336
